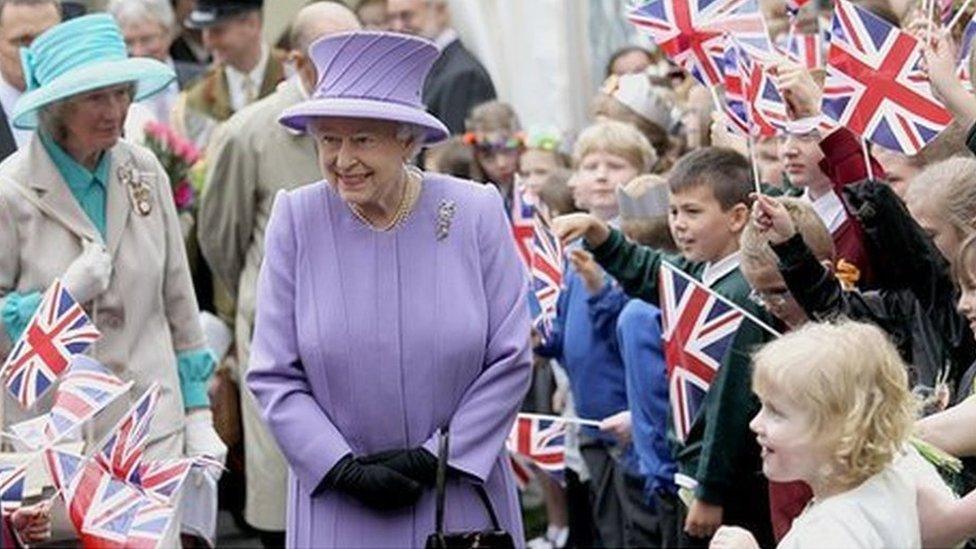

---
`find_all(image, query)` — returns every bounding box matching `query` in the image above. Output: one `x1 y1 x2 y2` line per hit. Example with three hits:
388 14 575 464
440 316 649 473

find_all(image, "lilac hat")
279 31 449 144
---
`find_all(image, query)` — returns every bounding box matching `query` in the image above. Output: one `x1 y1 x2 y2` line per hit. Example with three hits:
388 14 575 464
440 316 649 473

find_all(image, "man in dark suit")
387 0 496 134
0 0 60 162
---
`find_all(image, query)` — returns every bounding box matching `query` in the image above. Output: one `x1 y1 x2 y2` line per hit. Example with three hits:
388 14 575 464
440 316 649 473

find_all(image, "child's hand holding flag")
598 411 633 446
774 60 823 120
551 213 610 248
751 193 798 245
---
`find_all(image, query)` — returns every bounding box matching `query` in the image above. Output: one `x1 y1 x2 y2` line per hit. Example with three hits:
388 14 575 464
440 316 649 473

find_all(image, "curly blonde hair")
752 320 916 489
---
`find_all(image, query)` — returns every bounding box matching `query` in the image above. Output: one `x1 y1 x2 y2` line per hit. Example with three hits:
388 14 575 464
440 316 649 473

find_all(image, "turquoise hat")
12 14 176 130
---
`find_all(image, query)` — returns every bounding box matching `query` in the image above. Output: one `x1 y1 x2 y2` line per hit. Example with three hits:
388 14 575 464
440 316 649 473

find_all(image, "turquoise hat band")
11 13 176 130
21 15 128 93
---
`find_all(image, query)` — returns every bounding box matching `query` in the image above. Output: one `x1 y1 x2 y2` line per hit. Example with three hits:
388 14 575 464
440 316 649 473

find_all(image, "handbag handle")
433 429 504 535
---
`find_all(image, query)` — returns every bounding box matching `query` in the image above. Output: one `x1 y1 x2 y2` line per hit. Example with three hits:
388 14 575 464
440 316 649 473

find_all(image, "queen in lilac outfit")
245 31 531 547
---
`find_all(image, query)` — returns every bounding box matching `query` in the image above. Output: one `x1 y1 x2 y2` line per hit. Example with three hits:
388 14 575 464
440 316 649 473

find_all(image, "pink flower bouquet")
144 121 202 213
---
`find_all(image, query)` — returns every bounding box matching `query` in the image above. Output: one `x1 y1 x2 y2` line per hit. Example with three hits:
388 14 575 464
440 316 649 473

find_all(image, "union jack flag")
729 38 788 137
72 463 145 547
125 499 175 548
132 459 194 505
510 182 535 269
531 208 563 341
0 464 26 514
47 357 130 442
822 0 951 154
94 384 198 505
2 279 101 409
658 262 745 442
628 0 773 87
8 415 48 450
506 414 566 483
45 447 83 495
46 448 178 548
95 384 160 487
722 39 751 135
957 18 976 91
508 454 535 490
11 356 132 449
784 30 828 69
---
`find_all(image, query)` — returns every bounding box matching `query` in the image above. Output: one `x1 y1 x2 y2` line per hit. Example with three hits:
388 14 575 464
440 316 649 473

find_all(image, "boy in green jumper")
554 148 777 547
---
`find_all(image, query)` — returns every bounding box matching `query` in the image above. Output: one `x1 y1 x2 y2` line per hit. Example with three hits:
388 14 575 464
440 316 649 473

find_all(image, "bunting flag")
2 279 100 409
822 0 951 154
506 414 566 484
628 0 773 87
9 356 132 449
658 262 746 442
530 206 564 342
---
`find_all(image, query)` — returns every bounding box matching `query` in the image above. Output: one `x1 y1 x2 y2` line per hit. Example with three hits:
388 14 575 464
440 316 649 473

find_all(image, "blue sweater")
617 299 678 500
536 269 641 474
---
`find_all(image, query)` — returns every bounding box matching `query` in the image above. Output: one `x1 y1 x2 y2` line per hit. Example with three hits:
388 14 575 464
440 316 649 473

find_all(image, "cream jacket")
0 136 205 441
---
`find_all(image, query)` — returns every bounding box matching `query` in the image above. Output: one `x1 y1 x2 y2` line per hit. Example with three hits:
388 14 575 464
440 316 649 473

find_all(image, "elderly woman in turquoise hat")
0 12 225 537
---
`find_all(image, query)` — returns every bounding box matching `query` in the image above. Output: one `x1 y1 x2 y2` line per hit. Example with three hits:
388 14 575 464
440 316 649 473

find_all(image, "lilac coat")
247 174 531 547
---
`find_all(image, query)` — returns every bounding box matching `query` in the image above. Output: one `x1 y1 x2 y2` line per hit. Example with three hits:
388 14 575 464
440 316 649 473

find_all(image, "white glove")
184 409 227 482
61 240 112 304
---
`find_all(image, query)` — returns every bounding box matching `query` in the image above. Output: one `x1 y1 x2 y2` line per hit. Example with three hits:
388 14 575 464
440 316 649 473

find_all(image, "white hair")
107 0 176 33
396 123 427 159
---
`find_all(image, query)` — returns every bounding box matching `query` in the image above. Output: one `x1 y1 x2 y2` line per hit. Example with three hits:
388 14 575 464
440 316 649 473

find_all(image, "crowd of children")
418 2 976 544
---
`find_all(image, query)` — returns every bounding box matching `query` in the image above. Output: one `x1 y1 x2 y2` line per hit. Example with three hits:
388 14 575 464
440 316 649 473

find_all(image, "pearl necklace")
348 167 422 232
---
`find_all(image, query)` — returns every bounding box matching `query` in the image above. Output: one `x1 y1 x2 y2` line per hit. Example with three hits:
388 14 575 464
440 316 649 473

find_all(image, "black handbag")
424 430 516 549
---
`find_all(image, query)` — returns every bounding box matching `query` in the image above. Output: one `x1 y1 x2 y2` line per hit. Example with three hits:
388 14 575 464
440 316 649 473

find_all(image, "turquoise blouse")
1 135 213 409
38 130 109 239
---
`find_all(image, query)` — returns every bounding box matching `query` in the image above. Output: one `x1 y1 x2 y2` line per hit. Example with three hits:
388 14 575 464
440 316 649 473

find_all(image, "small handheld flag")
658 262 779 441
506 414 567 485
2 279 100 409
531 207 564 342
822 0 951 154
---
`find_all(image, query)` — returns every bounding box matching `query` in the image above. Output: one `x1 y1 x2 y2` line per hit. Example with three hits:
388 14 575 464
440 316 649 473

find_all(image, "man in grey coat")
196 3 361 546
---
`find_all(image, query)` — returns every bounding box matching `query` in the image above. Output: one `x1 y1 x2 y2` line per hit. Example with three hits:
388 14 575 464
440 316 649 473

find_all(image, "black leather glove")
359 447 439 487
320 454 423 510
